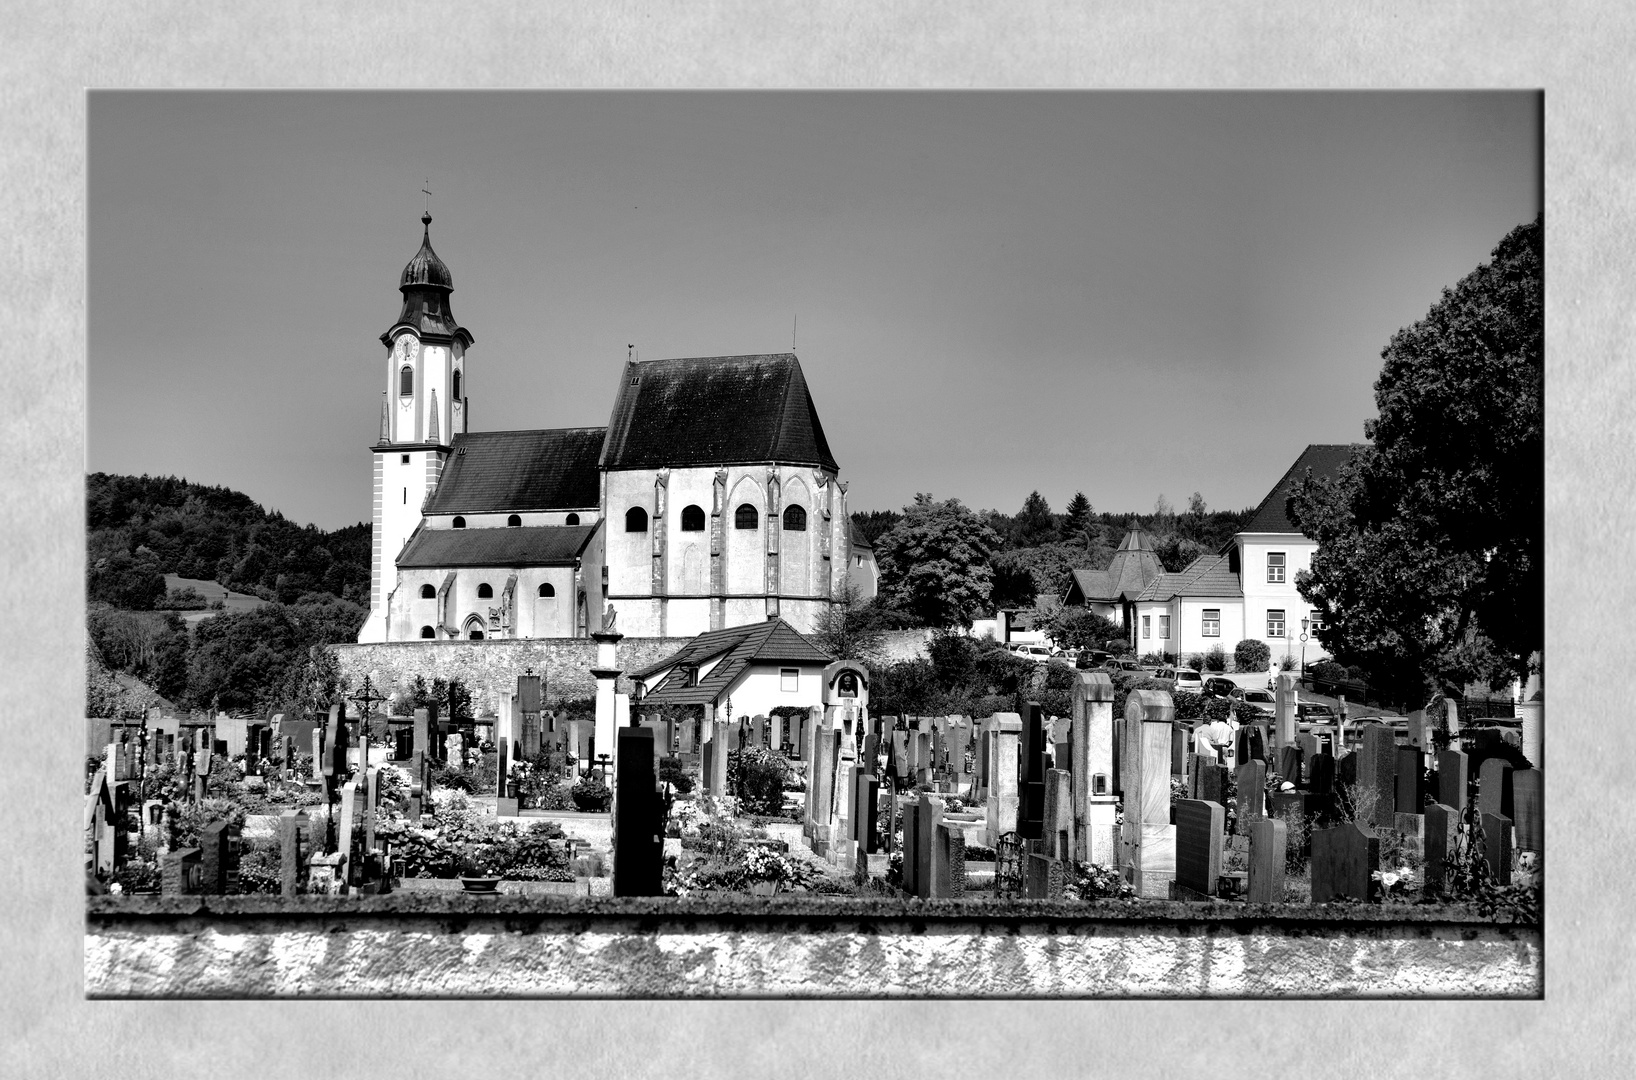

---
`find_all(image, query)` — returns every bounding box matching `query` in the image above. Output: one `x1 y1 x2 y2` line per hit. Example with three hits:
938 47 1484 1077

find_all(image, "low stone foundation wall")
332 637 692 711
85 896 1539 998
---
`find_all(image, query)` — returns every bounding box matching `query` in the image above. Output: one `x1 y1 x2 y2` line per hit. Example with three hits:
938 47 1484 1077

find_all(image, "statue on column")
602 603 618 633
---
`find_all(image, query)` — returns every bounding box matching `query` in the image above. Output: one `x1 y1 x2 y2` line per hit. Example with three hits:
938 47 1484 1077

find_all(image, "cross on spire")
422 179 432 214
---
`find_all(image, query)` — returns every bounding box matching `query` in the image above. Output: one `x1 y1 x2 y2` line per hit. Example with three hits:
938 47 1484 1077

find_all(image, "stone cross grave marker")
917 792 945 899
901 800 921 896
279 809 311 898
1174 799 1225 898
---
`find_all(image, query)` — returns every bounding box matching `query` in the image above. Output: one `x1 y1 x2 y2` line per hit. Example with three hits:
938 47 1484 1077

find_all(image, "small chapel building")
358 212 876 644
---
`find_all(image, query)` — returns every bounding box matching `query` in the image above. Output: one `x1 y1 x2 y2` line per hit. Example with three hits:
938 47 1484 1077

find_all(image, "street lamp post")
1299 618 1309 680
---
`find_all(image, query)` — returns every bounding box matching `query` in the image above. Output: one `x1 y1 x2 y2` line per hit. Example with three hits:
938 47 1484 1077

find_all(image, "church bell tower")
358 211 475 643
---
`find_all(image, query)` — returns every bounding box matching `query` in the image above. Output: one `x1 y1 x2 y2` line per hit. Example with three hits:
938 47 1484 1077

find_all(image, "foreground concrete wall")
86 896 1539 998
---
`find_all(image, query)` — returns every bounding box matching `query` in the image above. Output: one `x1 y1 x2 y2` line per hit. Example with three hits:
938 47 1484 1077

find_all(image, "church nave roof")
396 523 598 569
425 428 606 514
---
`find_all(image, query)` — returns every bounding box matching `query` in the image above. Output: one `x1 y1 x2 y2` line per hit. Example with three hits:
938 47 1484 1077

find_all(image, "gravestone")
1437 749 1469 812
1174 799 1225 898
1477 758 1514 820
1423 803 1458 893
198 820 238 895
1296 732 1319 773
1073 672 1119 866
1234 722 1266 765
901 801 921 896
161 847 202 896
1247 817 1287 903
917 793 945 899
1482 812 1513 885
1311 822 1378 903
932 823 966 898
1024 851 1067 898
1395 747 1424 815
984 714 1022 846
1308 751 1336 795
1357 725 1397 828
1019 704 1047 841
1278 745 1303 788
854 771 880 855
1123 690 1178 897
1512 769 1542 854
1171 725 1186 776
1197 763 1227 805
1235 759 1266 826
613 727 663 897
1041 768 1073 862
279 810 310 897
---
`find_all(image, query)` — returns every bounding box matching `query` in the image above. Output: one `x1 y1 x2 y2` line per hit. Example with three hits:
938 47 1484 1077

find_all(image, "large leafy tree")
1290 214 1543 710
874 494 1001 629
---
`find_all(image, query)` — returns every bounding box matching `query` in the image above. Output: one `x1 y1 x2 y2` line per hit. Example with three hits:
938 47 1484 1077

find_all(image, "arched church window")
478 583 493 599
452 516 466 529
680 504 705 531
538 583 556 598
625 507 648 532
735 504 758 530
420 625 435 639
507 514 522 527
783 505 807 531
400 366 413 397
420 584 435 599
452 369 461 401
565 513 579 526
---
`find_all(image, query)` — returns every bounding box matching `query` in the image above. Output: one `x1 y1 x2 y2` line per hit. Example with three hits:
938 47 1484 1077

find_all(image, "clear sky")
87 91 1541 531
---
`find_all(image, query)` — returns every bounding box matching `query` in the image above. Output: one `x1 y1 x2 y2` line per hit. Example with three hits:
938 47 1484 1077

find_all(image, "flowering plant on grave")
457 843 502 878
741 844 797 885
1066 862 1135 902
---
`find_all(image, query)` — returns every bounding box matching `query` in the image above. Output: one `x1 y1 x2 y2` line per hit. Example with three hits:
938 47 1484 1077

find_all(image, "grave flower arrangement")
570 774 612 812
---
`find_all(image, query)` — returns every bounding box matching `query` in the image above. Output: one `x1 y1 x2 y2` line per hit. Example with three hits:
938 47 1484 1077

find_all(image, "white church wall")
666 467 715 595
725 475 764 594
604 469 656 600
779 474 813 596
665 598 712 639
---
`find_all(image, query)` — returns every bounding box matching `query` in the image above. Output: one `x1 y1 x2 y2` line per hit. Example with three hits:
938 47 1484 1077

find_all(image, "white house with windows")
628 618 835 719
357 212 877 643
1125 444 1360 666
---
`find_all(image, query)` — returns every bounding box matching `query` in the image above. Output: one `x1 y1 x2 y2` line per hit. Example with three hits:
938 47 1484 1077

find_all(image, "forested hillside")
87 473 371 608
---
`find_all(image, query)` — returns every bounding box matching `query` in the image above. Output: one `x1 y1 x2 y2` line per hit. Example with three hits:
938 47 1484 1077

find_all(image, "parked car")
1229 687 1276 716
1104 657 1145 675
1153 667 1204 694
1202 676 1237 699
1011 643 1053 663
1296 702 1338 723
1074 650 1112 670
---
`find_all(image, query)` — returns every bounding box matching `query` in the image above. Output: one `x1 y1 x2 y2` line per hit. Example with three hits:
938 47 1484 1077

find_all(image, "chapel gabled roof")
599 354 839 473
424 428 606 514
1066 529 1164 603
634 619 834 706
1239 444 1364 536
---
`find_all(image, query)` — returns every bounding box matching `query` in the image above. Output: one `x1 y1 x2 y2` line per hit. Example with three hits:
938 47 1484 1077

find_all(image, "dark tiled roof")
1138 553 1242 600
425 428 605 514
1066 568 1113 604
635 619 834 706
600 354 839 473
1240 444 1364 536
396 524 597 569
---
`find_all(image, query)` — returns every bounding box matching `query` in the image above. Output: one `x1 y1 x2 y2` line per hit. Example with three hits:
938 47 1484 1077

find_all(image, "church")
358 212 877 645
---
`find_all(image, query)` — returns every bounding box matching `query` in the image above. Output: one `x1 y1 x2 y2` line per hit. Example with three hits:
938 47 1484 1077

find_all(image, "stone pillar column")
1073 672 1118 865
1274 672 1298 751
1124 689 1178 897
1515 700 1542 771
591 628 624 770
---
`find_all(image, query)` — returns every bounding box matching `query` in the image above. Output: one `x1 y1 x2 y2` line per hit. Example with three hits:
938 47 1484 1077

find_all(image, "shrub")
658 757 696 795
1233 638 1271 672
570 776 611 812
1184 653 1205 672
1203 645 1227 672
728 746 793 816
236 837 283 893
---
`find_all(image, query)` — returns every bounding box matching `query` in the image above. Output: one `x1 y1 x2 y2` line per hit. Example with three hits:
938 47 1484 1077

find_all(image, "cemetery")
87 652 1542 995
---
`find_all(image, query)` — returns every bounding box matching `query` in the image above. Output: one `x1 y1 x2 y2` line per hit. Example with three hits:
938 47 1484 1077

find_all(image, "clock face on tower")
397 334 418 364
